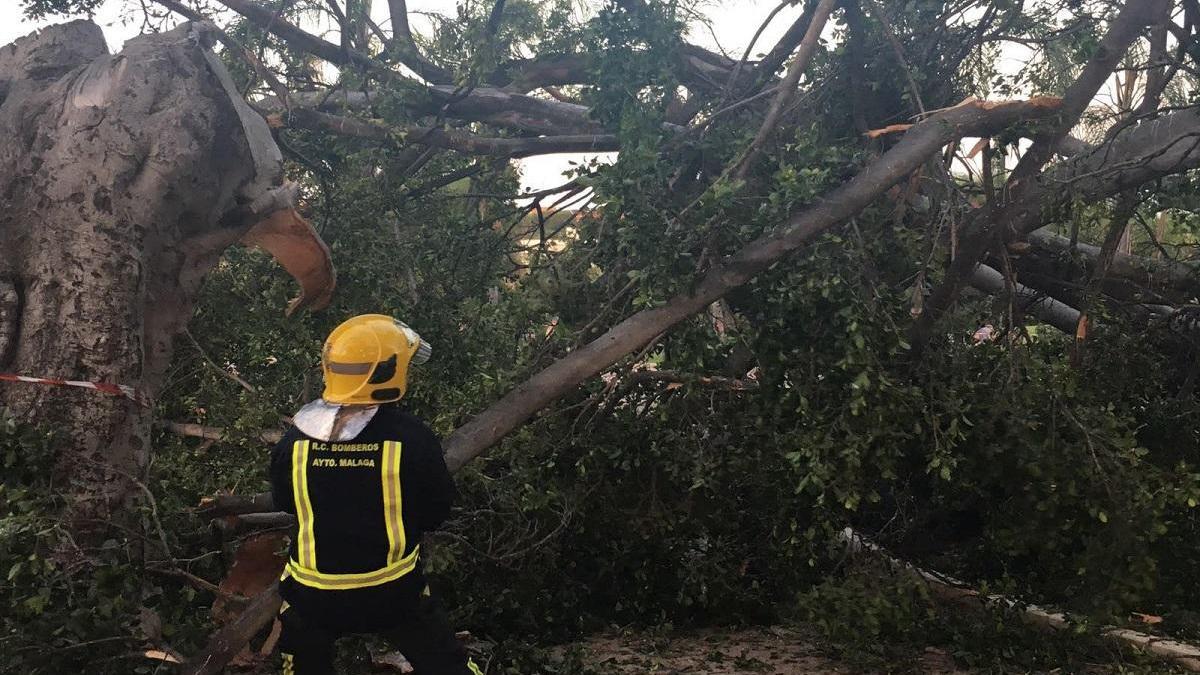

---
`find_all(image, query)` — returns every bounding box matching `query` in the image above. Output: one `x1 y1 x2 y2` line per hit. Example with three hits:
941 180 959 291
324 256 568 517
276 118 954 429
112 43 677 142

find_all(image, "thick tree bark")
0 21 283 538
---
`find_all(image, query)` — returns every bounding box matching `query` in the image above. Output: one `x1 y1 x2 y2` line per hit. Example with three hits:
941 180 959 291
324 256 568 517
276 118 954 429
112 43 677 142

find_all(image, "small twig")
146 566 248 603
184 328 257 395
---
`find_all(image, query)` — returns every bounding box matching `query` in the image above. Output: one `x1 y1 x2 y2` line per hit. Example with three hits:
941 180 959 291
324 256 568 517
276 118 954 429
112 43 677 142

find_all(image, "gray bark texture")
968 264 1082 334
0 21 282 537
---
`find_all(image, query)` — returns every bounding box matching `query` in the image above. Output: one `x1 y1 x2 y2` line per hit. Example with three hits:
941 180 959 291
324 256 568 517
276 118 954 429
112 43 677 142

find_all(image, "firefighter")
269 314 482 674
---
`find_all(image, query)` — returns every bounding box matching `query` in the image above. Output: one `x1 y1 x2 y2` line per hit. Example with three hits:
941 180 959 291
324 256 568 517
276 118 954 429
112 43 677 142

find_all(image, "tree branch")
282 107 619 157
1027 228 1200 290
750 0 819 86
382 0 452 82
197 492 278 518
968 263 1081 334
731 0 837 181
161 421 283 445
489 53 591 91
210 0 395 78
911 0 1172 349
442 96 1063 472
1129 3 1173 120
152 1 293 106
278 85 604 135
178 583 282 675
627 369 760 391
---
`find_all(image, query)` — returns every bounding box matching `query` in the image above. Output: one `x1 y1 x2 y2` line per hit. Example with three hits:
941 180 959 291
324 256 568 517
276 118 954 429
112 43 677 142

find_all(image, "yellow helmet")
321 314 432 405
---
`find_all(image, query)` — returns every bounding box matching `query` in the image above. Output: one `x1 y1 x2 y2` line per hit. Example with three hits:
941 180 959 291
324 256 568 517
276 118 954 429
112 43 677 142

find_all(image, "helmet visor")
396 321 432 365
413 339 432 365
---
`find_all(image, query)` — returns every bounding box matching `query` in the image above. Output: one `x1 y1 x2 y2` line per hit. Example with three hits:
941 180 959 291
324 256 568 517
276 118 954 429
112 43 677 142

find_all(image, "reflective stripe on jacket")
270 405 455 590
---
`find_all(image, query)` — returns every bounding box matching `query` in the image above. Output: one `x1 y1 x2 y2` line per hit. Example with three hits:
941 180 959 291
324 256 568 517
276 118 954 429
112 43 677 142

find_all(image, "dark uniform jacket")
270 405 455 593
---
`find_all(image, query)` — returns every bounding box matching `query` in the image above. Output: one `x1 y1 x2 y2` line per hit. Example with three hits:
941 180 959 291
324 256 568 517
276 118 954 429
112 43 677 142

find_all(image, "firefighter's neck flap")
293 399 379 441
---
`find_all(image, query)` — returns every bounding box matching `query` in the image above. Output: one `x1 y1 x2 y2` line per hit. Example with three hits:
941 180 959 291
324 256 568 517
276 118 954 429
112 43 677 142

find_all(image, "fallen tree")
8 0 1200 670
840 528 1200 672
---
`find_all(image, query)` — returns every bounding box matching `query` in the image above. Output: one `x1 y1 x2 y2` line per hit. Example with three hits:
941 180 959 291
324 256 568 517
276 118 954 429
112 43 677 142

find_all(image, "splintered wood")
240 208 337 316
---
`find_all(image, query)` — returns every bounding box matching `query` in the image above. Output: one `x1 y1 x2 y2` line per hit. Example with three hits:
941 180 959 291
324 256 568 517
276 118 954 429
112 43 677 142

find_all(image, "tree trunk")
0 21 282 541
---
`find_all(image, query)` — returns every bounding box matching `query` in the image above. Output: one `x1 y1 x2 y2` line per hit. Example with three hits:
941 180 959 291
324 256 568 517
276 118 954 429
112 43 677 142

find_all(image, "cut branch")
178 583 283 675
162 421 283 445
911 0 1172 348
212 512 297 535
283 108 619 157
197 492 278 518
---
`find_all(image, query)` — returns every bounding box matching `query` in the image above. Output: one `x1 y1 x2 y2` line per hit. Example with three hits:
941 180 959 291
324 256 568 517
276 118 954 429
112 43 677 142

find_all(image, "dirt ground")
555 627 969 674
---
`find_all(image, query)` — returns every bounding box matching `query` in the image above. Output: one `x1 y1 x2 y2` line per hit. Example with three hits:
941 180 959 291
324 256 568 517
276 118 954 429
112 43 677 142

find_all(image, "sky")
0 0 808 192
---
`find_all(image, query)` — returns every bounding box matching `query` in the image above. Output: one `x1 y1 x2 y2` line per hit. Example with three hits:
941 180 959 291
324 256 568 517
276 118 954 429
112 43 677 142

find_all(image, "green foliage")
795 561 1183 673
156 0 1200 663
0 414 214 674
19 0 104 19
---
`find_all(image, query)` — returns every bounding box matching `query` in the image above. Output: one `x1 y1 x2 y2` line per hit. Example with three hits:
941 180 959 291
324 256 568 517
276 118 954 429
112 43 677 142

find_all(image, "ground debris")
552 627 969 674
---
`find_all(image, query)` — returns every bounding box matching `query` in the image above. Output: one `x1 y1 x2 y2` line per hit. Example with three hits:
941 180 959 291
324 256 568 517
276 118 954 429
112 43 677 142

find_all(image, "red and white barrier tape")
0 373 148 406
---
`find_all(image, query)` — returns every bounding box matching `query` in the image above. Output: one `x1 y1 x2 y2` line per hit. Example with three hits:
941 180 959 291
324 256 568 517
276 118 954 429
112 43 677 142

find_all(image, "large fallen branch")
920 102 1200 338
912 0 1171 347
840 528 1200 672
1027 229 1200 291
282 108 620 158
441 96 1064 472
967 264 1082 334
276 86 605 136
